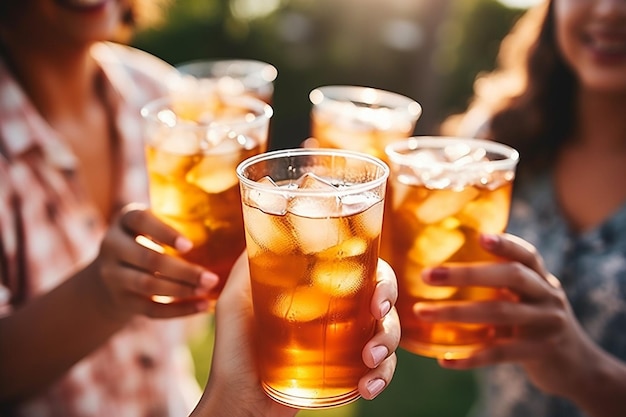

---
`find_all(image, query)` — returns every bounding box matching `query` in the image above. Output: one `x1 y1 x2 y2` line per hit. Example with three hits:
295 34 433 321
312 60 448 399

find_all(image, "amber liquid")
310 111 413 162
145 140 264 305
390 179 514 359
242 198 384 408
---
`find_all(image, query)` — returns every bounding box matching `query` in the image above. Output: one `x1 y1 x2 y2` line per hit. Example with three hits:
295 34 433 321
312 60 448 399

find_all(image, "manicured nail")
175 236 193 253
379 300 391 317
481 233 499 251
426 267 448 283
366 378 386 398
414 303 435 318
199 271 218 289
370 345 389 367
196 301 209 312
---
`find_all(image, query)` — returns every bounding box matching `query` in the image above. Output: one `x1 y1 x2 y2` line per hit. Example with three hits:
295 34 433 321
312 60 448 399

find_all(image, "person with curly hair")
425 1 626 416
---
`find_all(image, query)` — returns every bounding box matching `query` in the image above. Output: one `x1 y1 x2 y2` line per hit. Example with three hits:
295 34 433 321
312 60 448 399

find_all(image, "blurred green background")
132 0 532 415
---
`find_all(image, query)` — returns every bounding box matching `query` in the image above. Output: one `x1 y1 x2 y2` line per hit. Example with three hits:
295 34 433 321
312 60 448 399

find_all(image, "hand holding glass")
141 95 272 308
237 148 389 409
385 137 519 359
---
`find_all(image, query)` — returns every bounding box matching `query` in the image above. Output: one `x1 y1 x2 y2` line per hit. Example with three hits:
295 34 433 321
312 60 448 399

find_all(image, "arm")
0 207 217 404
415 233 626 417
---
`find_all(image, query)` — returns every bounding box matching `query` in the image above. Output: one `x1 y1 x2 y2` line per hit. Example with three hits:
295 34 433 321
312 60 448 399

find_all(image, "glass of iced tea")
308 85 421 262
173 59 278 104
140 94 273 308
385 137 519 359
237 148 389 409
308 85 422 161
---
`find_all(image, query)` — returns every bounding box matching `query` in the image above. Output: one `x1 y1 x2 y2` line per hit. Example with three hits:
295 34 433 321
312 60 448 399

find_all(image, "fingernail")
199 271 218 289
371 345 389 367
481 233 499 250
366 378 386 398
426 267 448 283
414 303 435 318
196 301 209 312
175 236 193 253
379 300 391 317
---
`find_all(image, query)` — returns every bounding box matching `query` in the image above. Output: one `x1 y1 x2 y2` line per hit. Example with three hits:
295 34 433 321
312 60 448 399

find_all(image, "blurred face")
553 0 626 93
0 0 129 50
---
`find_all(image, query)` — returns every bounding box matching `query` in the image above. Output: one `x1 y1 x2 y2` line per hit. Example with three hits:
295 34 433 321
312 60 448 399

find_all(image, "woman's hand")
93 204 219 322
413 233 626 416
193 255 399 417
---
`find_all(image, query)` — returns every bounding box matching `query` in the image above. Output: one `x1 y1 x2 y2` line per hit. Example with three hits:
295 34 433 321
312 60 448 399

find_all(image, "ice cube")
414 187 479 224
457 186 510 233
288 213 350 254
318 237 368 259
346 196 383 239
288 173 341 218
311 259 365 297
247 176 289 216
186 153 240 194
160 217 209 247
149 175 211 219
146 152 195 181
272 286 331 322
404 262 457 300
242 204 293 255
409 224 465 266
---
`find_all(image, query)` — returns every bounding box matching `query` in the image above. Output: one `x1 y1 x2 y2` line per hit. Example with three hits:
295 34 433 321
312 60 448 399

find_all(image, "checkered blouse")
0 43 201 417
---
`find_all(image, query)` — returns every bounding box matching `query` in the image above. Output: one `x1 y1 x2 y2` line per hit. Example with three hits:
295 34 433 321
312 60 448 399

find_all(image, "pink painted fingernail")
426 267 448 283
175 237 193 253
371 345 389 367
379 300 391 317
366 378 386 398
196 301 209 312
199 271 218 289
481 233 499 250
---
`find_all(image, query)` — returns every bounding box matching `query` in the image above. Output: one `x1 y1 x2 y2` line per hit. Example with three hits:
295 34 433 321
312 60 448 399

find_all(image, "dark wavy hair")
442 0 577 176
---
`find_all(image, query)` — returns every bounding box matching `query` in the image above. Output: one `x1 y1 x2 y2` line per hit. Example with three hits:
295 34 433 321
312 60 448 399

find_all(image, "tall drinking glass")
141 95 273 308
174 59 278 104
237 148 389 409
308 85 422 161
308 85 422 262
385 137 519 359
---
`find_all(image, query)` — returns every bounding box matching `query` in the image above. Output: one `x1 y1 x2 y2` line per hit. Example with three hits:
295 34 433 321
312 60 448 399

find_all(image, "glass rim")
236 147 390 197
175 58 278 83
140 95 273 131
385 136 519 170
309 85 422 118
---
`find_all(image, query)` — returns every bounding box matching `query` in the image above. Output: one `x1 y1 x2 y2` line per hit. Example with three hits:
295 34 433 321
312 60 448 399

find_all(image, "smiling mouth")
583 30 626 56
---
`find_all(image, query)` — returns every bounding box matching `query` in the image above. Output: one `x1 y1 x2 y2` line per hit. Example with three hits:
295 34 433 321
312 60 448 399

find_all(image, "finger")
362 307 401 369
422 261 551 301
119 207 193 253
113 263 215 300
413 299 564 328
481 233 553 282
371 258 398 320
115 236 217 290
301 137 320 148
141 296 210 319
358 352 397 400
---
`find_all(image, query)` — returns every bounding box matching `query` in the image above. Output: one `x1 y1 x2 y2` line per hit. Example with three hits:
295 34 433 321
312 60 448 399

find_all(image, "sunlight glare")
497 0 543 9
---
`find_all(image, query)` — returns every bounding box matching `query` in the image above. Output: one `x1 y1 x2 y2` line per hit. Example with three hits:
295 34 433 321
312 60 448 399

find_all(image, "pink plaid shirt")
0 43 201 417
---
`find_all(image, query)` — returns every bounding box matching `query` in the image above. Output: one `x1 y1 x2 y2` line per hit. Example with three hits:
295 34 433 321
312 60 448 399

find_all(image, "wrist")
82 260 134 325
